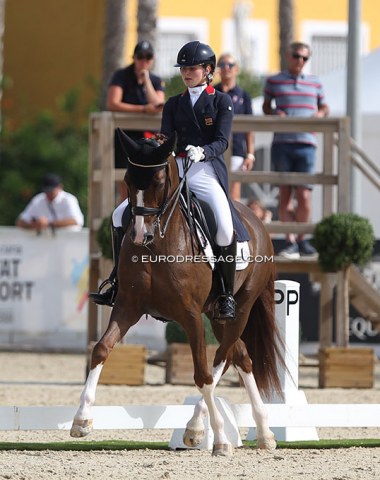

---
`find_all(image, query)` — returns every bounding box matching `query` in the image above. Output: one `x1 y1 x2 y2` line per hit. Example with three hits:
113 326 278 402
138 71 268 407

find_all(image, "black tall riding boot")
89 226 124 307
213 237 237 321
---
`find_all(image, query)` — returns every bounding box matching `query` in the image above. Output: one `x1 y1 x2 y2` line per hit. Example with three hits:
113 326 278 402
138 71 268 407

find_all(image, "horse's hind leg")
70 304 139 437
233 342 276 450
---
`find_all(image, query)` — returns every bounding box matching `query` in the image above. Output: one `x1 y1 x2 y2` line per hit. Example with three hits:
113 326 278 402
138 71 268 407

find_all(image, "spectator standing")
215 53 255 201
262 41 329 258
16 173 84 233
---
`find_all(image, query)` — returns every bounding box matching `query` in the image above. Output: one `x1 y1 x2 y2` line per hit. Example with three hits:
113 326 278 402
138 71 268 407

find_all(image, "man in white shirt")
16 173 84 232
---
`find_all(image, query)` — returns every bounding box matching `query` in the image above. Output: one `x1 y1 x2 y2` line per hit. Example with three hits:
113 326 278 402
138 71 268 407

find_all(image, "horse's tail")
241 272 285 399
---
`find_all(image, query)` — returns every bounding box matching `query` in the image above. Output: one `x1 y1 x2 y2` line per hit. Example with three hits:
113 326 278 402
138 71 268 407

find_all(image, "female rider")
90 41 249 321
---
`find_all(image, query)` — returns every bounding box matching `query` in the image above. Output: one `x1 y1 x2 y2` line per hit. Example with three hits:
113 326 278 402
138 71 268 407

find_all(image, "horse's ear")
156 132 177 159
116 128 140 158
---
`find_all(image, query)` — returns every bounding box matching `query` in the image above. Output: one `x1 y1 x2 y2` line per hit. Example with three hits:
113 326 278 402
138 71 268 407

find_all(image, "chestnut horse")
71 131 284 456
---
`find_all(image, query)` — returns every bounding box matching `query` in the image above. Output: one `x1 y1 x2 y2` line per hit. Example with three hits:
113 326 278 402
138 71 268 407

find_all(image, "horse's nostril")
144 233 154 244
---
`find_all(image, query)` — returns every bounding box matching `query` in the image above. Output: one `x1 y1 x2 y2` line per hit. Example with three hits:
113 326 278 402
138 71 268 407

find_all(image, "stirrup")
89 279 117 307
213 294 236 321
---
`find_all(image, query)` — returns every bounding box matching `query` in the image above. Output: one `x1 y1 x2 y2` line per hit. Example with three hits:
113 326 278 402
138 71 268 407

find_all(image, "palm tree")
137 0 158 47
100 0 127 110
279 0 294 71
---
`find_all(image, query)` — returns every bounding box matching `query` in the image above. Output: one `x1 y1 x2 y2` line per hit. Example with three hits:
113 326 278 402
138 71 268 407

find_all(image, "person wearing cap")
16 173 84 232
215 53 255 202
107 40 165 170
160 40 250 321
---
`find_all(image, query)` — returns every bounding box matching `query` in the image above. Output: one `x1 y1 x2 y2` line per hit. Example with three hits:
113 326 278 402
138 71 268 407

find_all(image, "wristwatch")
247 153 255 161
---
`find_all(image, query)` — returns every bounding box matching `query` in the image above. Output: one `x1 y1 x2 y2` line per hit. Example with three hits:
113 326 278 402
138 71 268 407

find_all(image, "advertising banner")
0 227 89 351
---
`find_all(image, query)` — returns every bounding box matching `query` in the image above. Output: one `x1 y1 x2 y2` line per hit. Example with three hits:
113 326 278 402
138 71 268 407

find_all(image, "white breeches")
113 199 129 227
177 159 233 246
112 161 234 247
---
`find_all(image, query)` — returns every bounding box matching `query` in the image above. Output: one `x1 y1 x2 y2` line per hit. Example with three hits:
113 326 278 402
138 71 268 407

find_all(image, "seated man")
16 173 84 232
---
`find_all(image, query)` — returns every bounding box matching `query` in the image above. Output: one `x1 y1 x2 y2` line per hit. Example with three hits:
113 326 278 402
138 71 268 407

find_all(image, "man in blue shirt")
263 41 329 258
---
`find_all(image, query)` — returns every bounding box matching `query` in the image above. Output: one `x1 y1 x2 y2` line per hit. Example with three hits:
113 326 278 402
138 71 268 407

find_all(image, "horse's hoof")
212 443 234 456
183 428 205 448
256 435 277 451
70 419 93 438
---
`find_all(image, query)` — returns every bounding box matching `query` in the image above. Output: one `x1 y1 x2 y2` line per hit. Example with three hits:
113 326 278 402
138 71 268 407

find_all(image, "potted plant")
312 213 375 387
312 212 374 274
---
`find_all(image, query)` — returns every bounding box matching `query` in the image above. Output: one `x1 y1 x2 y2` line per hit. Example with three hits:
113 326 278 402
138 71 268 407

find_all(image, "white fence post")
246 280 319 441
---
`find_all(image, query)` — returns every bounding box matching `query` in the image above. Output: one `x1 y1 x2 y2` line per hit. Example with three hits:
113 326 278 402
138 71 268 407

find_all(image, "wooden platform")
165 343 218 385
88 343 147 385
319 347 375 388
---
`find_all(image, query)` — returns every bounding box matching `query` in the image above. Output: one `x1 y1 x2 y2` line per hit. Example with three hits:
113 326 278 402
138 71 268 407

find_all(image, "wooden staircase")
349 265 380 326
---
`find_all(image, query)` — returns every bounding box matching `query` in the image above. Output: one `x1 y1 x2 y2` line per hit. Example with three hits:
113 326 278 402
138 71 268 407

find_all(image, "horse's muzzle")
130 227 154 246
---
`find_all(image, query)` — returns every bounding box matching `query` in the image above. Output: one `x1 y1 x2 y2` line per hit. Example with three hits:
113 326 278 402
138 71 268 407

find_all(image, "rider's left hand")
185 145 205 163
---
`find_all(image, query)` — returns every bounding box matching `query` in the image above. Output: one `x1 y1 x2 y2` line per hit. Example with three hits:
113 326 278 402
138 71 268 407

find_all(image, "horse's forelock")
126 163 158 191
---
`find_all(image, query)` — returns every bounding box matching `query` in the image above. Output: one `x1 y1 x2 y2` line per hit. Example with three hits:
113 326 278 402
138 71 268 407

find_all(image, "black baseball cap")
133 40 154 58
41 173 61 192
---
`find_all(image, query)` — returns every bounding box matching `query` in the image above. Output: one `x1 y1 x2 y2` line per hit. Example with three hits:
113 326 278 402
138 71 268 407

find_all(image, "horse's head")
117 128 177 246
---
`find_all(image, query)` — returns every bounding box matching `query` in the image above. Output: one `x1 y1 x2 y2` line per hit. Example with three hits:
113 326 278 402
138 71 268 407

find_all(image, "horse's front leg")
183 322 232 456
197 359 234 456
70 304 139 438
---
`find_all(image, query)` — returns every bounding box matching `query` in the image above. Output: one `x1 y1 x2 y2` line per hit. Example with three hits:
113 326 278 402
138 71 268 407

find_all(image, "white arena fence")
1 280 379 443
1 404 380 431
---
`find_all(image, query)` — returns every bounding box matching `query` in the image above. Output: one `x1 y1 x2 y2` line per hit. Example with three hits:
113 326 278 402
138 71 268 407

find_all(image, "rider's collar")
188 84 207 96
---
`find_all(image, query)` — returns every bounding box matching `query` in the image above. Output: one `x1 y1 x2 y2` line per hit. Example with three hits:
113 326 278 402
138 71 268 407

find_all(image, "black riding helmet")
174 41 216 70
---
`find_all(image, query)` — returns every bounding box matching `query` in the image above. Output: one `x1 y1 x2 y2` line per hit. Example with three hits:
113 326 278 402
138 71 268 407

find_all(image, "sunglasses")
292 53 309 62
218 61 236 69
136 54 153 61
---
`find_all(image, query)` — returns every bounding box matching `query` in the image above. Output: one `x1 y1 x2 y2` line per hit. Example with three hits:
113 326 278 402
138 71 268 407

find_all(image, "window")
156 18 209 79
311 35 347 76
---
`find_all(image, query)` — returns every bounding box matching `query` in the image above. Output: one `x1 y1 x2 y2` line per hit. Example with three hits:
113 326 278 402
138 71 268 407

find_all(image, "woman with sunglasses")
215 53 255 202
160 41 250 321
263 41 329 259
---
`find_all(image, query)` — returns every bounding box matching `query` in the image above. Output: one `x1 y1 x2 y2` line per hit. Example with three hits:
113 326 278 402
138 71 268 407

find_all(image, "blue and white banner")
0 227 89 350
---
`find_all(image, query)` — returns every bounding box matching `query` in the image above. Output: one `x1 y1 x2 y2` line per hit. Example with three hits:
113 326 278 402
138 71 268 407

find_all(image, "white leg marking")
198 360 229 446
74 363 103 421
134 190 146 244
236 366 276 449
186 397 208 432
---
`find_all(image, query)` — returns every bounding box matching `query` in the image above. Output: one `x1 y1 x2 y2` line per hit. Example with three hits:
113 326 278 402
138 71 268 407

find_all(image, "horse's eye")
154 178 165 191
154 171 166 190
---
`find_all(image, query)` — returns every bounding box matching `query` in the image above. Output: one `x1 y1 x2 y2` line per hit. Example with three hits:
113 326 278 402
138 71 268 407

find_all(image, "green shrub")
96 215 113 260
0 87 96 226
165 314 218 345
312 213 375 272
